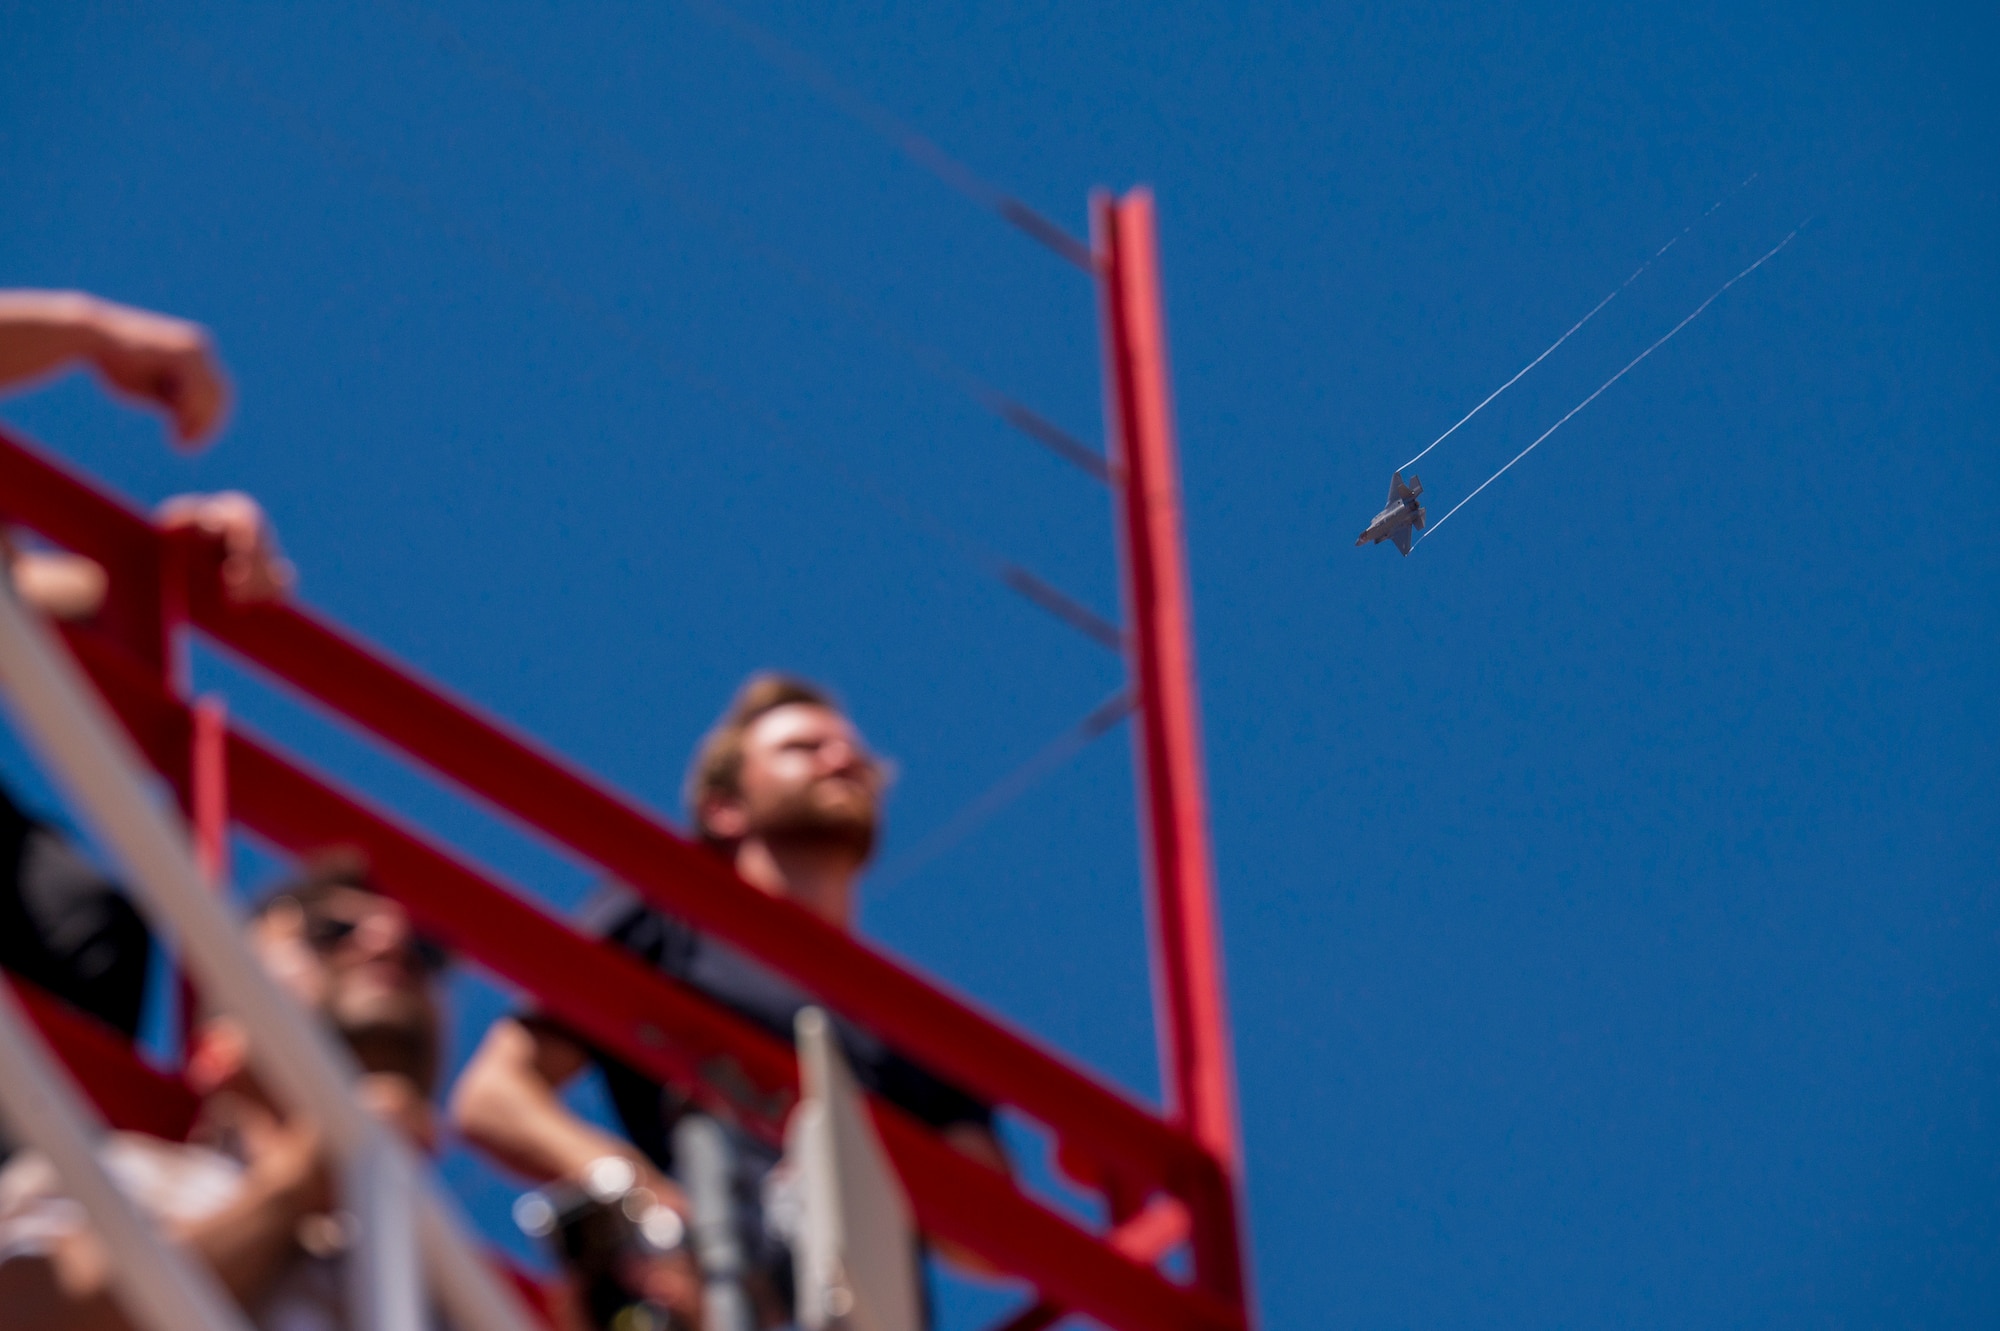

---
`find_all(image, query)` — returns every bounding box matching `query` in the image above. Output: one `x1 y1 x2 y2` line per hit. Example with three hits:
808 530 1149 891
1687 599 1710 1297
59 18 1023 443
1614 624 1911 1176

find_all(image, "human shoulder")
863 1047 995 1133
573 881 697 971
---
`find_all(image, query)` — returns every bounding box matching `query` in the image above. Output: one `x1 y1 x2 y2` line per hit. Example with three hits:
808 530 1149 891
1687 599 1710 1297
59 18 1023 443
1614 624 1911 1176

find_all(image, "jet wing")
1391 525 1413 556
1387 471 1405 505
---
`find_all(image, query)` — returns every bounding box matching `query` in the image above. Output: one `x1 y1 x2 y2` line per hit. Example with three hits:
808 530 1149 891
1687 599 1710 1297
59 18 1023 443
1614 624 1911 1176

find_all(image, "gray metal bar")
675 1113 755 1331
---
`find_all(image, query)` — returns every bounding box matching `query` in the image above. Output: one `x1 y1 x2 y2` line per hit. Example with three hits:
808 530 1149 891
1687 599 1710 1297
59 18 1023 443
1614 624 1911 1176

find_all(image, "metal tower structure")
0 186 1251 1331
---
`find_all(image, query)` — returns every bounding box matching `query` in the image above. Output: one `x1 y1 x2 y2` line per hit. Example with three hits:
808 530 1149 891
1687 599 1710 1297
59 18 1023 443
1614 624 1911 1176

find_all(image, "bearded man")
450 674 1007 1324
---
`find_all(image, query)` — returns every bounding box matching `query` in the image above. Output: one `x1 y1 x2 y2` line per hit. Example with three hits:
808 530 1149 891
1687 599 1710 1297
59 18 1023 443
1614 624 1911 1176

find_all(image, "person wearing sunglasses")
0 853 453 1329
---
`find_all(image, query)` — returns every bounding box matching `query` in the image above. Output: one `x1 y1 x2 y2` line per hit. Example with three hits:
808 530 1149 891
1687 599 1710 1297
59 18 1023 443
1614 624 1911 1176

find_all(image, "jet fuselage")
1357 471 1426 555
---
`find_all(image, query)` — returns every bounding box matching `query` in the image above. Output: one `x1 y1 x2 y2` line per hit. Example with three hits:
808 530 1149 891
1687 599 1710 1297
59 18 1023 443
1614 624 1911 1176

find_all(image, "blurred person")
451 674 1008 1325
0 855 452 1330
0 289 291 1042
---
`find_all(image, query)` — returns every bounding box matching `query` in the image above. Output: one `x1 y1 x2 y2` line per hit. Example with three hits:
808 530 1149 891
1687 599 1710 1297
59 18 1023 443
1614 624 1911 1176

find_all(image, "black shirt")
0 780 151 1037
557 885 992 1180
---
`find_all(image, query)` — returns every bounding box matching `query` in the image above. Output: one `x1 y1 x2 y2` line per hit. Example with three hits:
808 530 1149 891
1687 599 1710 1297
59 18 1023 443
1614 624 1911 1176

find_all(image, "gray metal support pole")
674 1114 756 1331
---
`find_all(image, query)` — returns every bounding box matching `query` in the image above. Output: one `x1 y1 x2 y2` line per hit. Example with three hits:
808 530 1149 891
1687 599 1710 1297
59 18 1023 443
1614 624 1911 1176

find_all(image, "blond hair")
685 672 841 841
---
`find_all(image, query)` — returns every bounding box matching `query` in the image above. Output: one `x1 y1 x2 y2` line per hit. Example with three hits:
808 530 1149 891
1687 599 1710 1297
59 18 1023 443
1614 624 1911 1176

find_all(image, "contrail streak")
1417 222 1801 547
1400 174 1759 475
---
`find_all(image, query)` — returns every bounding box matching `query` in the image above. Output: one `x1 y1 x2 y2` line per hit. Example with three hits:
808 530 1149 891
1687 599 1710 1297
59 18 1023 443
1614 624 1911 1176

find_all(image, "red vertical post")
190 695 231 884
1093 187 1249 1311
177 697 230 1054
164 535 206 1056
164 530 228 1049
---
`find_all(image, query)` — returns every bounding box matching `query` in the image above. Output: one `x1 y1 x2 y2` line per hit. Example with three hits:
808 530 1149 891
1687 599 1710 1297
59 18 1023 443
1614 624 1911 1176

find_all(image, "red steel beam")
0 420 1246 1329
60 627 1239 1331
0 422 1203 1200
0 427 166 674
176 694 232 1051
1094 188 1249 1310
190 695 231 883
180 563 1207 1198
9 978 199 1141
983 1196 1194 1331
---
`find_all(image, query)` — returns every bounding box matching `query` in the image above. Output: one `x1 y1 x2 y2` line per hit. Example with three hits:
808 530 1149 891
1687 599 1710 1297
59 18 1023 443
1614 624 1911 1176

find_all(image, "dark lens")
413 936 452 975
302 914 358 951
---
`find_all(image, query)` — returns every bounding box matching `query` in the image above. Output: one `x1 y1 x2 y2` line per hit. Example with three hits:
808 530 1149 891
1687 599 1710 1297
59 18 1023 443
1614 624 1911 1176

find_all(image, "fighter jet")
1356 471 1426 555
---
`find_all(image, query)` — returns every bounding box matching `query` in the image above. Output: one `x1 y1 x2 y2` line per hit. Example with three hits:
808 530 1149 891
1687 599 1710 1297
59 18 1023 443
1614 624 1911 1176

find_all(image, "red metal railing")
0 186 1251 1331
14 978 198 1141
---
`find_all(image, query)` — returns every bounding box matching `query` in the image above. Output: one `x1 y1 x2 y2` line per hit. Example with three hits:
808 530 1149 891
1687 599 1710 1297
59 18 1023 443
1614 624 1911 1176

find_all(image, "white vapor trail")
1416 222 1802 548
1399 173 1758 475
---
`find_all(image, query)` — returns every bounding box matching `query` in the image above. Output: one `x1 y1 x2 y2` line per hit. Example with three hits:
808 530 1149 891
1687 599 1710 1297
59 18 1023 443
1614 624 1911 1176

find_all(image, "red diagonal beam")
0 422 1204 1201
63 625 797 1129
983 1197 1193 1331
0 425 165 671
9 978 199 1141
182 565 1206 1197
62 628 1240 1331
2 419 1248 1329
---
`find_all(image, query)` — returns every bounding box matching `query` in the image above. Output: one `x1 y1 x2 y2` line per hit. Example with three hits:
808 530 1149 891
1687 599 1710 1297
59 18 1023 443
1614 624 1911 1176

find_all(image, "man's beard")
331 991 439 1095
753 777 878 862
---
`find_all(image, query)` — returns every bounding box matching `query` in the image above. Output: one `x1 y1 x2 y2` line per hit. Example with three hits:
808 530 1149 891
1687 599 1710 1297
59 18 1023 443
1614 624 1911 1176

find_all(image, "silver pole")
0 974 254 1331
0 576 539 1331
674 1114 755 1331
348 1139 423 1331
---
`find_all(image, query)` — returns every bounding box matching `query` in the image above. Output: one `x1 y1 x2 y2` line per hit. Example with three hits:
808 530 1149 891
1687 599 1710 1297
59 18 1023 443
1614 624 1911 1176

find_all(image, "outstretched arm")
451 1016 686 1209
453 1017 700 1325
0 291 230 448
1 292 268 619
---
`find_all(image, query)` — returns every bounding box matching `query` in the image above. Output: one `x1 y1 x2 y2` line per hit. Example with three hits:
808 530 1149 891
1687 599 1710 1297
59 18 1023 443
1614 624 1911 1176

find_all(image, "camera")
513 1157 688 1331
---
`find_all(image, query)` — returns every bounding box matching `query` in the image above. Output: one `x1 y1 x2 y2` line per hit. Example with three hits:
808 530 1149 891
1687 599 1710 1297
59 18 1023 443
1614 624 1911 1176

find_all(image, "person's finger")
221 550 295 602
156 492 292 603
85 312 230 449
10 552 109 621
169 352 230 449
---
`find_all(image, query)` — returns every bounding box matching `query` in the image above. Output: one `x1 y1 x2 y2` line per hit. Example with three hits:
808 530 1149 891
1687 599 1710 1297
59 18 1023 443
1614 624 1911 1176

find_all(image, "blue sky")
4 2 1995 1327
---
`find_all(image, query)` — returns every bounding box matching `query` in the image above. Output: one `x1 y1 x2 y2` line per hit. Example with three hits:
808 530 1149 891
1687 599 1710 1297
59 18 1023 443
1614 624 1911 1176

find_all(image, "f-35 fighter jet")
1356 471 1426 555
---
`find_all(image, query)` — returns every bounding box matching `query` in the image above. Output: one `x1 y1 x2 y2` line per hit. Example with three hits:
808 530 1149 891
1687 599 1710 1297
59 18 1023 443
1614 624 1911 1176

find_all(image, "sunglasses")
299 908 452 975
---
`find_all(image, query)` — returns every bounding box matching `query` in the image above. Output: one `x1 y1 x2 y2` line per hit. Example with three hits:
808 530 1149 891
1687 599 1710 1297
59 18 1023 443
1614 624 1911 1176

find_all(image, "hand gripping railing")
0 571 542 1331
